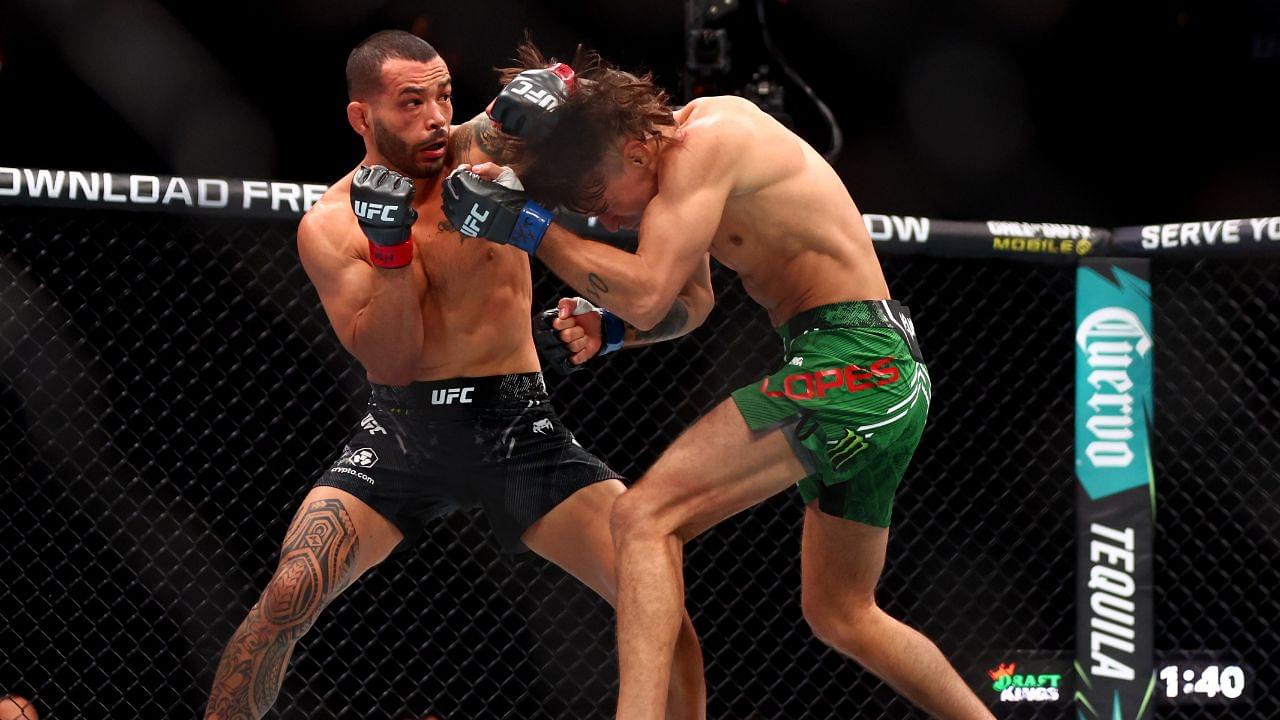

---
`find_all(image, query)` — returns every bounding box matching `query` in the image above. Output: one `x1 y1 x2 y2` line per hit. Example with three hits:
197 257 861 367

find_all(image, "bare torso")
301 125 539 382
673 97 889 325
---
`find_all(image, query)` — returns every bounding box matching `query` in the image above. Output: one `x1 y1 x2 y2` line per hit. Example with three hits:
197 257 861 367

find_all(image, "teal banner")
1075 259 1155 720
1075 264 1154 500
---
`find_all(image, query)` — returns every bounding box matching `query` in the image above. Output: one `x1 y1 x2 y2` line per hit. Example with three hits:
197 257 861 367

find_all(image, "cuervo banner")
1074 259 1156 720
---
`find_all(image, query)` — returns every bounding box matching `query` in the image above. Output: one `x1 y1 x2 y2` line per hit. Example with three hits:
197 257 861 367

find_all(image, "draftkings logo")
988 662 1063 703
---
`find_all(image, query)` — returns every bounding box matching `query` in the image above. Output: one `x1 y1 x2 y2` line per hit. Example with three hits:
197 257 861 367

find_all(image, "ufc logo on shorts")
353 201 398 223
901 315 918 344
460 204 489 237
508 79 559 109
882 300 924 362
431 387 474 405
360 413 387 435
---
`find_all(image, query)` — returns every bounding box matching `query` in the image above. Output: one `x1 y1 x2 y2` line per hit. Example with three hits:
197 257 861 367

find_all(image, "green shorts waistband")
780 300 908 339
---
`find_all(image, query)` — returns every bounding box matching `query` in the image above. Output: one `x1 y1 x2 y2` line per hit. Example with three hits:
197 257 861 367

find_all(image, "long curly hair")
487 39 677 213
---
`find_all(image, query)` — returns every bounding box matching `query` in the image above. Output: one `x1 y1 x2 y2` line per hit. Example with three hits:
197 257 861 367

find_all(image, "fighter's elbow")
346 320 420 385
687 301 713 332
686 289 715 330
627 308 661 333
361 355 418 386
628 294 674 332
377 370 417 387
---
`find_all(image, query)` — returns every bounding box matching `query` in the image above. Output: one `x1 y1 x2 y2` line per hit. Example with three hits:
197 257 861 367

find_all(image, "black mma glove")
351 165 417 268
533 297 626 375
534 308 581 375
441 168 553 255
487 63 576 142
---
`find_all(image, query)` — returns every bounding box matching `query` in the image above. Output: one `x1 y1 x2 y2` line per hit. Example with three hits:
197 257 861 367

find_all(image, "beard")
372 120 445 179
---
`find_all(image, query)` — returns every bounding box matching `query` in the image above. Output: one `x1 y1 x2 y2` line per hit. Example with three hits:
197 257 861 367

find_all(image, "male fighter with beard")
203 31 705 720
444 45 995 720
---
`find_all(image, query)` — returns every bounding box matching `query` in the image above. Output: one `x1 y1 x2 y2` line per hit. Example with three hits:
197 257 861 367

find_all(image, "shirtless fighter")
442 45 996 719
203 32 704 720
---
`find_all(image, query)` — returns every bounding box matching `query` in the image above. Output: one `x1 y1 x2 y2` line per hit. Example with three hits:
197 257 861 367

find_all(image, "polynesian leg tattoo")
204 499 360 720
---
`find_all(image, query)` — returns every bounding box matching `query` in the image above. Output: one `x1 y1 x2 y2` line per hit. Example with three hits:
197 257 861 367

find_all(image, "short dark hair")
491 41 676 213
346 30 440 101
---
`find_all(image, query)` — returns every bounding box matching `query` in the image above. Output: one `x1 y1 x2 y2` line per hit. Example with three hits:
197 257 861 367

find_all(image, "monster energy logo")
828 428 869 469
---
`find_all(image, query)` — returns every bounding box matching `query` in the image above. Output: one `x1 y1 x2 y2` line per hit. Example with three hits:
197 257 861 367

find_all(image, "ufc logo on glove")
507 79 560 109
460 204 490 237
353 201 399 223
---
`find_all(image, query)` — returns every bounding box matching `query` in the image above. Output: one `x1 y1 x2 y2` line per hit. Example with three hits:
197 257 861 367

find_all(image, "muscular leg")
204 487 403 720
800 504 994 719
607 400 810 720
522 479 706 720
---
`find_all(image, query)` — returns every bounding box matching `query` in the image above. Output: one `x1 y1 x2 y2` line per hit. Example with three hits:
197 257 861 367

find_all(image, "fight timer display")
1157 662 1251 705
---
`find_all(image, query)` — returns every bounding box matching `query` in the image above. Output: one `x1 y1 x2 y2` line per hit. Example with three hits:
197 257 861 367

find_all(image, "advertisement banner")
970 652 1074 714
1110 216 1280 257
0 166 327 220
1074 258 1155 720
863 214 1109 261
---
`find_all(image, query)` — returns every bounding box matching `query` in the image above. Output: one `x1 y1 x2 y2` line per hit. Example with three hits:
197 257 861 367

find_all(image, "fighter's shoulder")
671 98 754 164
679 97 758 142
662 99 753 191
298 173 357 255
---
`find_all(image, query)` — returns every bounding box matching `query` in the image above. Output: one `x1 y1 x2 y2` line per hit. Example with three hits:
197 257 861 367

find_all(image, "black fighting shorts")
314 372 620 553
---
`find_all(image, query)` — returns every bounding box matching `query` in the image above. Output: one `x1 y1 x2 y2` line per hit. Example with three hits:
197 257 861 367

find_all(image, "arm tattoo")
438 125 465 235
446 124 471 165
440 117 511 240
584 272 610 303
205 498 360 720
472 115 507 161
449 115 508 164
631 298 691 343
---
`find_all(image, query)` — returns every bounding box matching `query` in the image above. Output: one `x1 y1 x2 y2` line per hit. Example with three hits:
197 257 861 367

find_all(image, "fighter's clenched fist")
441 165 553 255
534 297 626 373
486 63 576 141
351 164 417 268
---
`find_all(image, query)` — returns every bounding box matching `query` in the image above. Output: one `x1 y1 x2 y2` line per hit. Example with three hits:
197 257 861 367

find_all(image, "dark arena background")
1 2 1279 719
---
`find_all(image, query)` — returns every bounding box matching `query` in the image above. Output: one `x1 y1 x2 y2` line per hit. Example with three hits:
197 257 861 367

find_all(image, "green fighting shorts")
730 300 931 527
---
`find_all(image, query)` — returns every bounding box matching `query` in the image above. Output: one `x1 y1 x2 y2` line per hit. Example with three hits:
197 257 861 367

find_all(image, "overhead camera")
687 28 731 74
685 0 738 75
699 0 738 22
739 64 791 126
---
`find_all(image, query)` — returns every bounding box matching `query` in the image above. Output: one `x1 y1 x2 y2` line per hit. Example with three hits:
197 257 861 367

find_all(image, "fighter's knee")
609 487 672 545
609 490 648 543
801 590 877 654
259 558 338 633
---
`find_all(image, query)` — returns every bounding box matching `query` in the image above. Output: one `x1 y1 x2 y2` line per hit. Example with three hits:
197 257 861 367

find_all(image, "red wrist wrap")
547 62 576 91
369 240 413 269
